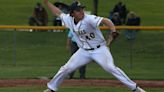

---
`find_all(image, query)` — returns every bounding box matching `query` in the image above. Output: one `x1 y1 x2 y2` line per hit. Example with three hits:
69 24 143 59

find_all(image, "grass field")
0 30 163 80
0 0 164 25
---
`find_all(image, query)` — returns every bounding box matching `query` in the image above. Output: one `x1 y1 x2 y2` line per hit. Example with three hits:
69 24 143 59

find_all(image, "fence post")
129 39 136 69
13 29 17 66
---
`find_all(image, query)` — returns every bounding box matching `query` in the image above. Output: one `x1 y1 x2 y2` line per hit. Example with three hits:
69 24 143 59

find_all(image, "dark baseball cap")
69 1 85 11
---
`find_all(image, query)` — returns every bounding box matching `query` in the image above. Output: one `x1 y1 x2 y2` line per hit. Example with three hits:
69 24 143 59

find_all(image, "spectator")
111 12 122 26
29 3 48 31
124 11 141 40
112 1 128 24
67 30 86 79
108 12 122 37
53 17 62 26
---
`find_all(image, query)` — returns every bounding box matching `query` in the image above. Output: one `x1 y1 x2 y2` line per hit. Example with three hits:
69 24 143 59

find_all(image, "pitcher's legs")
79 65 86 79
47 49 91 91
69 71 75 79
47 65 71 91
92 46 137 90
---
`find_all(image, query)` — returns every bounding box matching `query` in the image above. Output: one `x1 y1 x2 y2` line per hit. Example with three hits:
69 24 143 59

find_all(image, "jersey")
60 13 106 49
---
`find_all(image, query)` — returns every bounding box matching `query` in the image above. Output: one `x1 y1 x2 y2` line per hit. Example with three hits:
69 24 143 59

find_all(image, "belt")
84 45 101 51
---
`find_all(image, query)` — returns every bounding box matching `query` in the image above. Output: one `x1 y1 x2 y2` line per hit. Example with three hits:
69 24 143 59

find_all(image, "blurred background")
0 0 164 25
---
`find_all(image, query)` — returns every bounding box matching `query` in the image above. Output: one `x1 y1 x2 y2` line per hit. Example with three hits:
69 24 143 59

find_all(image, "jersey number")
85 33 95 40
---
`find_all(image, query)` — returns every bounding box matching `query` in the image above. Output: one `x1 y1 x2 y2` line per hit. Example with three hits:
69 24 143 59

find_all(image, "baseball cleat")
43 89 55 92
133 87 146 92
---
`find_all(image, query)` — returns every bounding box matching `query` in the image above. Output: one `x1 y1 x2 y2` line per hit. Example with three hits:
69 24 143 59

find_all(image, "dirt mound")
0 79 164 88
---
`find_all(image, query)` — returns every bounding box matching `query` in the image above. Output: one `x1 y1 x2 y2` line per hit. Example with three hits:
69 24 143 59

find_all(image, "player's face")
72 8 84 21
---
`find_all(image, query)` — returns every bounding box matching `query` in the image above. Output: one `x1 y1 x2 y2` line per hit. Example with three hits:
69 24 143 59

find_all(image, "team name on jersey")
75 29 95 40
76 30 86 35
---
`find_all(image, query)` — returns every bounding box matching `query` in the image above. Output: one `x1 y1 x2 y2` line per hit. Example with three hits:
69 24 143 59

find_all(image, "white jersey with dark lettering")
60 13 106 49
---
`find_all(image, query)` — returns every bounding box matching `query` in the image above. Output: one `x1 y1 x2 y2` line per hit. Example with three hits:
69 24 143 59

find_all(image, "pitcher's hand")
107 32 119 46
43 0 49 4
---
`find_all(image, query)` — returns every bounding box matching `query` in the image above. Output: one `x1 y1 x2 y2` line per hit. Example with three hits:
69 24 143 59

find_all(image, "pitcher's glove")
112 32 119 40
107 31 119 46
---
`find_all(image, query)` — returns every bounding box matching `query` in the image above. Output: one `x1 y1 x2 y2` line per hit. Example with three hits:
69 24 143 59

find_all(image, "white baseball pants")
47 45 137 91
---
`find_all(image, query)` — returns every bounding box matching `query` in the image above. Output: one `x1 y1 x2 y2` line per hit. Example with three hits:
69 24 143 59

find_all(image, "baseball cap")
69 1 85 11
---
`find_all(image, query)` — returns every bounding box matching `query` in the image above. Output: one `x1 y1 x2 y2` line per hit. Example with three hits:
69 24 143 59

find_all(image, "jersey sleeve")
89 15 103 27
59 13 70 27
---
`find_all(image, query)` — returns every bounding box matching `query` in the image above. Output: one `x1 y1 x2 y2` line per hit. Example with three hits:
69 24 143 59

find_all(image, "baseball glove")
112 32 119 40
107 31 119 46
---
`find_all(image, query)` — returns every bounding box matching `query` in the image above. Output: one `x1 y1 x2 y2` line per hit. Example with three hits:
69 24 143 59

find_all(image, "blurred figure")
108 12 122 37
112 1 128 24
53 2 69 32
125 11 141 40
53 2 70 26
111 12 122 26
53 4 63 26
93 0 98 15
29 3 48 31
67 30 86 79
53 16 62 26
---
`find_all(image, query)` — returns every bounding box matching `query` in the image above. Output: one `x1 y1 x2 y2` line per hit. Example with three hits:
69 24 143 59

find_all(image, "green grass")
0 0 164 25
0 86 164 92
0 30 164 80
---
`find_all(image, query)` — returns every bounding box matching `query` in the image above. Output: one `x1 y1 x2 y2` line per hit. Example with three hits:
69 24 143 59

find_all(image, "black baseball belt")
84 45 101 51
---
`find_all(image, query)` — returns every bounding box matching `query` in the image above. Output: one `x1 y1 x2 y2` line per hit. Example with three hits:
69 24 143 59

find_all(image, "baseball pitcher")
43 0 146 92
